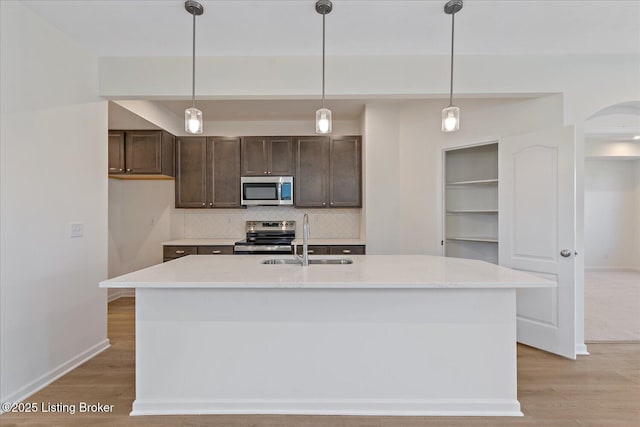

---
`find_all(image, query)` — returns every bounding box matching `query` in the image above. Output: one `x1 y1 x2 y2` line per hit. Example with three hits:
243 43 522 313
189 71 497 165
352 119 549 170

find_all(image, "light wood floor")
2 298 639 427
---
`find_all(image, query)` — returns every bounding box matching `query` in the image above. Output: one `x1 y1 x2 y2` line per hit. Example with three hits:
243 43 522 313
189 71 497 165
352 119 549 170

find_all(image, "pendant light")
442 0 463 133
315 0 333 134
185 0 204 134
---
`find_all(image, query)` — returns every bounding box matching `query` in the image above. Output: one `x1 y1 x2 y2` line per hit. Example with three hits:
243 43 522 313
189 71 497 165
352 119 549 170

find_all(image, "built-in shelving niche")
443 142 498 264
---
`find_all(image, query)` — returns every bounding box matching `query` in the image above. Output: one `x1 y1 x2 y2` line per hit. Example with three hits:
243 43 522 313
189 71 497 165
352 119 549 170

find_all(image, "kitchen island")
100 254 553 417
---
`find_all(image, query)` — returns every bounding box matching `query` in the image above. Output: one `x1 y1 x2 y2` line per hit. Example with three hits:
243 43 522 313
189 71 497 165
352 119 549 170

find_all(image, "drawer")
329 245 365 255
197 246 234 255
295 245 330 255
163 245 197 259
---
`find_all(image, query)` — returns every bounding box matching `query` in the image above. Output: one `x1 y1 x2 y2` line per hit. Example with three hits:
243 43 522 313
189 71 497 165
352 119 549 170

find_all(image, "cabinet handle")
342 249 351 254
109 167 119 171
201 202 205 206
264 171 268 174
209 202 213 207
308 250 315 254
212 250 221 254
126 168 132 172
330 202 334 206
175 250 185 254
322 202 326 206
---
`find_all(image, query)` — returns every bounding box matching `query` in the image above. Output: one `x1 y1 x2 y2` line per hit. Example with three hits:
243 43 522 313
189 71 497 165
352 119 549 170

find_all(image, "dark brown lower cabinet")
175 137 241 208
295 245 365 255
196 246 234 255
163 245 234 262
329 245 365 255
163 245 198 262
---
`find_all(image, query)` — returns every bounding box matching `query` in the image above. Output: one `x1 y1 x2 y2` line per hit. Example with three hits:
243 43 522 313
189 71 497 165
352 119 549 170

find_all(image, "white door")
499 126 577 359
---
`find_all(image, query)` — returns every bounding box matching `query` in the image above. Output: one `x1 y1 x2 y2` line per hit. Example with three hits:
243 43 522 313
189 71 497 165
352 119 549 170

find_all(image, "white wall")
0 1 108 405
108 179 175 299
100 54 639 126
108 180 174 278
584 159 640 270
364 96 564 255
363 104 401 254
585 140 640 158
637 163 640 270
108 102 160 130
197 120 361 138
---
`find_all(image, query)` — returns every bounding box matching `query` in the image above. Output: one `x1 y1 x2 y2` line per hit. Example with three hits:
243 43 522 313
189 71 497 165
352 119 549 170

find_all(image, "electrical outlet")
70 223 84 238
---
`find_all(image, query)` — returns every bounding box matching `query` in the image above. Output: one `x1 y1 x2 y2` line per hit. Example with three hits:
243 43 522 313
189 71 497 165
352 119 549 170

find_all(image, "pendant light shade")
315 0 333 134
442 106 460 132
442 0 463 133
316 108 332 134
185 0 204 134
185 107 203 134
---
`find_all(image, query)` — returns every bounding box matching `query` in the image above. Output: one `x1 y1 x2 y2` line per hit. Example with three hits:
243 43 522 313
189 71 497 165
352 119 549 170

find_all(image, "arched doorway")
583 101 640 342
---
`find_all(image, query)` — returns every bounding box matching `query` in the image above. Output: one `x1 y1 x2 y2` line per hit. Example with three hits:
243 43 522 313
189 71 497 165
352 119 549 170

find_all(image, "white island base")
100 255 553 417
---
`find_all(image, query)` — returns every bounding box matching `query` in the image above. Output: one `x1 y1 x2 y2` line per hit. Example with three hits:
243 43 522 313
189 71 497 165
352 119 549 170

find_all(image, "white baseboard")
131 398 523 417
108 289 135 302
575 343 589 356
0 339 111 413
585 266 640 273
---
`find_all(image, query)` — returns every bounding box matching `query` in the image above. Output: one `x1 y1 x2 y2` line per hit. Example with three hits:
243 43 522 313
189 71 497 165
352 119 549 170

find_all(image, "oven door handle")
234 245 293 253
276 182 282 202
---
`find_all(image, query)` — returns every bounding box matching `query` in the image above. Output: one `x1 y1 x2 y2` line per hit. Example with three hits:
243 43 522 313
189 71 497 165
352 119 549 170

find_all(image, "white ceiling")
22 0 640 57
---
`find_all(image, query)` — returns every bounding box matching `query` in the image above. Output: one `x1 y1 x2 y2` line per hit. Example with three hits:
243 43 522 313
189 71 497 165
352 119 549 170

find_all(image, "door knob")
560 249 572 258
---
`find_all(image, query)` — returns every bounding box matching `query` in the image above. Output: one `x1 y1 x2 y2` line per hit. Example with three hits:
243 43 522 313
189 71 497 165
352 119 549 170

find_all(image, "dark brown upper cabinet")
108 130 174 177
209 137 242 208
328 136 362 207
108 131 125 174
294 136 330 207
175 137 241 208
241 137 293 176
294 136 362 208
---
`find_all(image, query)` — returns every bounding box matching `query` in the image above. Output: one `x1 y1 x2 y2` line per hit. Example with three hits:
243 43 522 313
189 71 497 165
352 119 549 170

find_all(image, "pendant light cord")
449 11 455 107
191 10 196 109
322 12 326 109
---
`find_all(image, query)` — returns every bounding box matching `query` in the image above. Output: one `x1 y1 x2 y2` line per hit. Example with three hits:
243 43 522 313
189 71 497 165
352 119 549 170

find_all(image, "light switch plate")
70 223 84 238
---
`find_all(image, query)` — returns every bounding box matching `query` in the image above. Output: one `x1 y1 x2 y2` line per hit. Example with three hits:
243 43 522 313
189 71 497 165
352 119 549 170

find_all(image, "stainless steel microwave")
241 176 293 206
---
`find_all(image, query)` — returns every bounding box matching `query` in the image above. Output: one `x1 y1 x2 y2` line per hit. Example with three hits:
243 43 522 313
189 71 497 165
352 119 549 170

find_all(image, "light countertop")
100 254 554 290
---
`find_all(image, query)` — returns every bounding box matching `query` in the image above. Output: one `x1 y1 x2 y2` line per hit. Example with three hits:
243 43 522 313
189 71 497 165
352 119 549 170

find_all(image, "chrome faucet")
300 213 310 267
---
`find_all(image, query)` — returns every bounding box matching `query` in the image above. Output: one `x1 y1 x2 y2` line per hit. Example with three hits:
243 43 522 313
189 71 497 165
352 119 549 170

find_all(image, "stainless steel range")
233 221 295 255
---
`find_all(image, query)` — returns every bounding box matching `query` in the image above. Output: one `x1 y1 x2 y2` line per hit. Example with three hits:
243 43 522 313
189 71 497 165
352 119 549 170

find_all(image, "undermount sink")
261 258 353 265
309 258 353 265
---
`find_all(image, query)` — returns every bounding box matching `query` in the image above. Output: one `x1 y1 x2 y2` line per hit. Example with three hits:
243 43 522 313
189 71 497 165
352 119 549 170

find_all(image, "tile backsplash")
172 207 362 239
